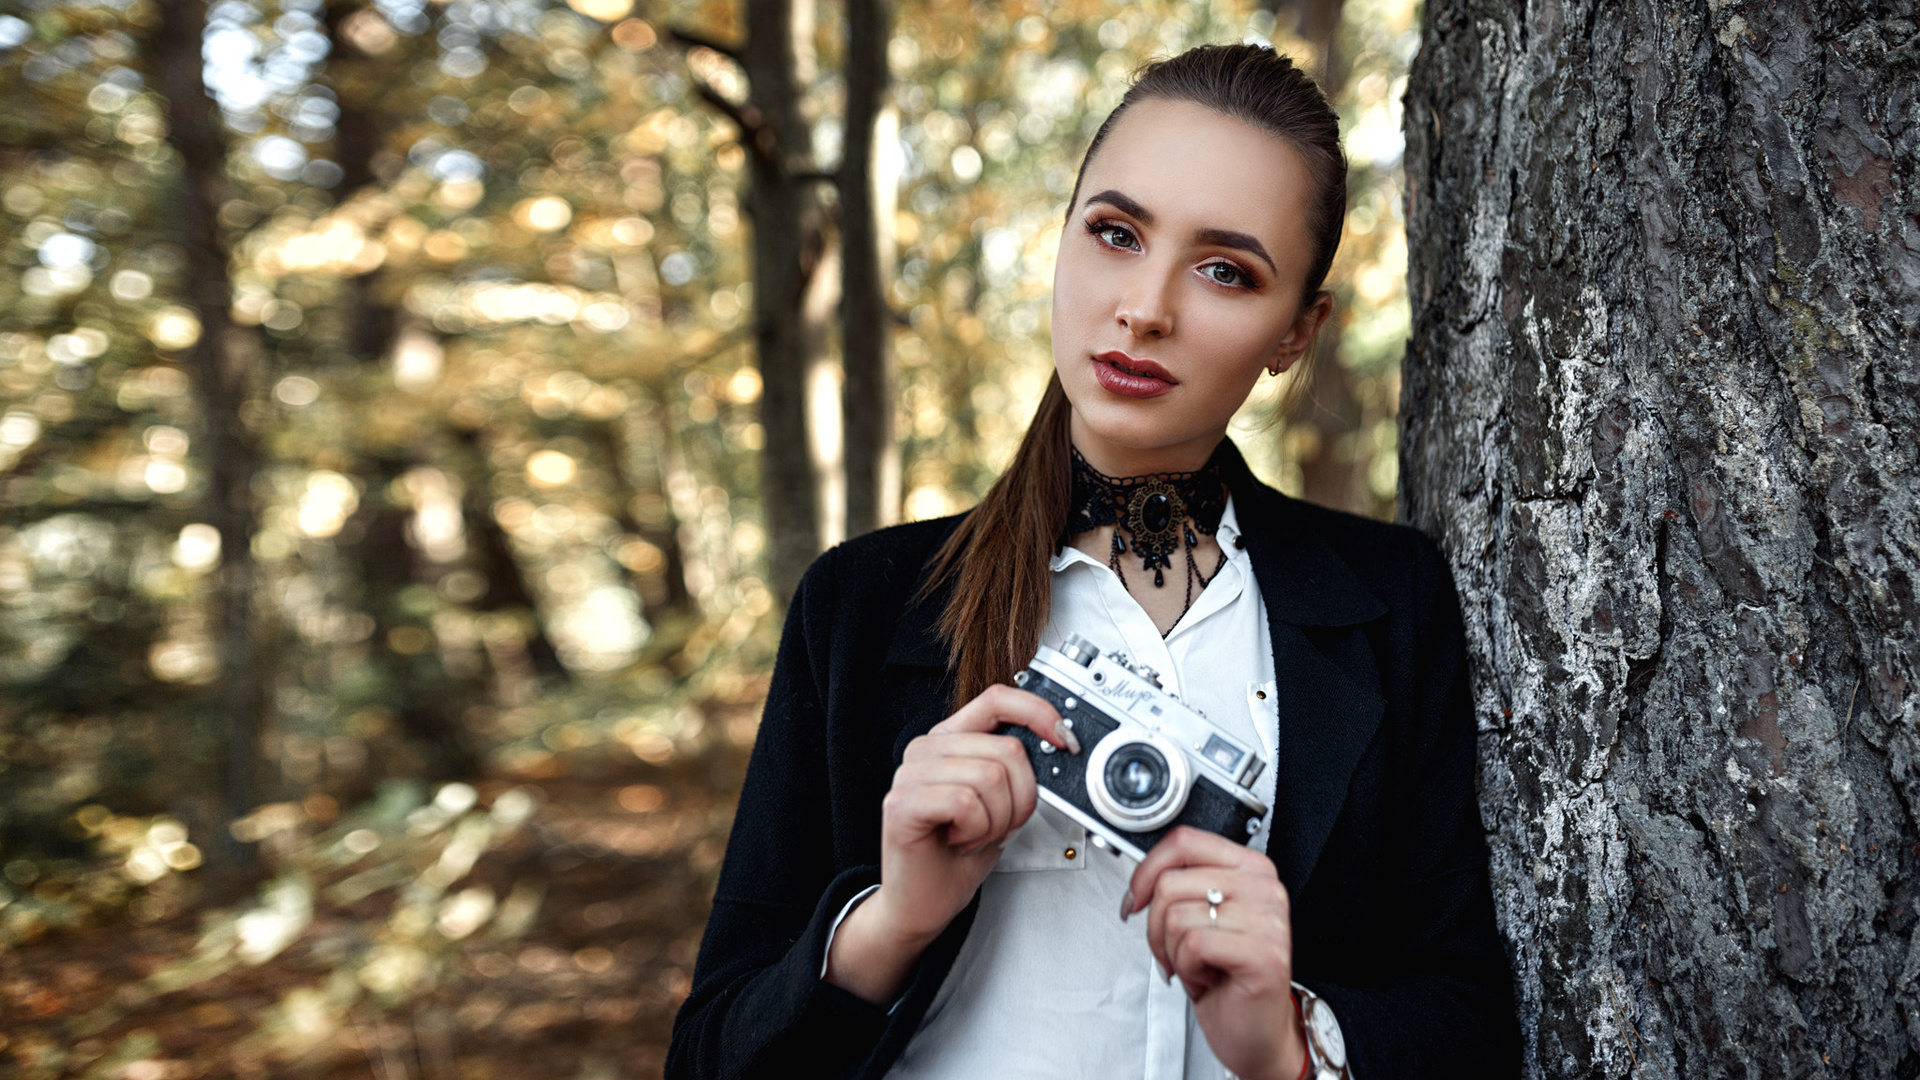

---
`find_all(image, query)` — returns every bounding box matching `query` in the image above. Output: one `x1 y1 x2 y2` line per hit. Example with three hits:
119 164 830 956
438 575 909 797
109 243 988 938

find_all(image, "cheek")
1051 248 1098 318
1187 307 1287 380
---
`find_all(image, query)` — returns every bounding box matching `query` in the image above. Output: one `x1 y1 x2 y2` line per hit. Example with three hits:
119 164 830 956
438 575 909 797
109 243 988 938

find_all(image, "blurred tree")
152 0 267 871
841 0 896 538
1265 0 1362 515
687 0 833 602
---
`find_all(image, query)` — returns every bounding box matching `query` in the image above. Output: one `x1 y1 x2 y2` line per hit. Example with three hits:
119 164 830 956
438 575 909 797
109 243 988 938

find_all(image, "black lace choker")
1065 446 1229 629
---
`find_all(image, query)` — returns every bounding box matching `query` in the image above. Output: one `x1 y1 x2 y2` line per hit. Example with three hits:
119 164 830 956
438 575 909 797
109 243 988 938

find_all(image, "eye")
1087 220 1139 251
1202 261 1253 288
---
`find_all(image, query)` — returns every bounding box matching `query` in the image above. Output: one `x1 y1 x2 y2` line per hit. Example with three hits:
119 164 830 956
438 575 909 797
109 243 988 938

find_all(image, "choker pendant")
1124 480 1185 587
1064 446 1229 594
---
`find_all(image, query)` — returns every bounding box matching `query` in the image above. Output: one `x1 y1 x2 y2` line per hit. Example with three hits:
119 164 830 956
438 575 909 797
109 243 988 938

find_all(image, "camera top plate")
1030 634 1267 793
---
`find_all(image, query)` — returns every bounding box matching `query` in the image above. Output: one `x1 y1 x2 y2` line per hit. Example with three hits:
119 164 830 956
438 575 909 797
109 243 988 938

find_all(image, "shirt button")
1064 847 1077 860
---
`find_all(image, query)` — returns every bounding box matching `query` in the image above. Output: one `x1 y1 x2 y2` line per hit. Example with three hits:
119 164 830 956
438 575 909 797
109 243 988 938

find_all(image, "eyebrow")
1081 189 1278 274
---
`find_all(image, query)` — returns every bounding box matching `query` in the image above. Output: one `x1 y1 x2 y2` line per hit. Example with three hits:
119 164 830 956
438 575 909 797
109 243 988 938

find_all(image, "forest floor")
0 700 757 1080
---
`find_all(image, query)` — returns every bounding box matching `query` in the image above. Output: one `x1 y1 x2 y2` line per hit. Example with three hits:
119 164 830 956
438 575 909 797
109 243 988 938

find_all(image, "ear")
1267 291 1334 376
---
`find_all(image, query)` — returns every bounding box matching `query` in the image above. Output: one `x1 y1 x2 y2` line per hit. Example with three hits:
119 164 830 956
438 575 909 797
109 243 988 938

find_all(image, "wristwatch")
1293 983 1350 1080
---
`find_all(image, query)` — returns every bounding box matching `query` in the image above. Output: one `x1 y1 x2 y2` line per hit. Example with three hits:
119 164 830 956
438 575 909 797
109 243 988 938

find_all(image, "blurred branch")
688 75 767 152
683 328 750 367
666 26 743 64
2 497 164 526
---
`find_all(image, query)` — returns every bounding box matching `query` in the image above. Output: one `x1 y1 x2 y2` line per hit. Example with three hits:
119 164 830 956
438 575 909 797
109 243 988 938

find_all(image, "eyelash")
1083 219 1261 291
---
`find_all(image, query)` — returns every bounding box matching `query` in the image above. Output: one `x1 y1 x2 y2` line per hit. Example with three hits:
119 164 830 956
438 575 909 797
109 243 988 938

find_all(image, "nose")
1115 268 1174 339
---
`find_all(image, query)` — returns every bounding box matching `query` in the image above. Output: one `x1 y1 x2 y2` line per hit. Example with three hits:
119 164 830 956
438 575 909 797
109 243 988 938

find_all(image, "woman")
667 43 1519 1080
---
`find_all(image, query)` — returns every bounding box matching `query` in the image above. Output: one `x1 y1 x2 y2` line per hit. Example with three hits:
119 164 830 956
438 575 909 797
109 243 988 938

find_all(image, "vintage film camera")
1004 633 1268 861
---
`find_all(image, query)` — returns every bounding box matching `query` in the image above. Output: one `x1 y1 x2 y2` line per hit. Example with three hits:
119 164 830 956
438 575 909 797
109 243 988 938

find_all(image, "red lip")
1091 351 1177 398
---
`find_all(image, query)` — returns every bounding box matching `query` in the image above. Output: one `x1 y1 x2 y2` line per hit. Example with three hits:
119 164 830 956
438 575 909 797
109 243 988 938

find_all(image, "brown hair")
922 44 1347 706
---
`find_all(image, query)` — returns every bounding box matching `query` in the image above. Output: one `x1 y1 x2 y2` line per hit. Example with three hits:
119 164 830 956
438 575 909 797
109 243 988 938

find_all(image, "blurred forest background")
0 0 1416 1074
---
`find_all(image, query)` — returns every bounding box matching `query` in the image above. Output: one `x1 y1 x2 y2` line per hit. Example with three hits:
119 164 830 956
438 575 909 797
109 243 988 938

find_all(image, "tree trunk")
1264 0 1345 89
1403 3 1920 1077
744 0 830 601
840 0 897 539
154 0 265 869
1267 0 1371 517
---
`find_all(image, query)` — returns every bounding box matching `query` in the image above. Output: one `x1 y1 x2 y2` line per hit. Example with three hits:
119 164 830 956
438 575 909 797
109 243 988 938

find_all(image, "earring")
1266 361 1283 376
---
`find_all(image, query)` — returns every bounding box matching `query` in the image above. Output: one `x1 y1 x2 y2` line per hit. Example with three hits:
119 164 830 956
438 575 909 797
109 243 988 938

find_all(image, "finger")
1166 924 1225 999
1163 892 1293 975
1153 867 1234 907
897 733 1040 830
1144 891 1207 981
975 727 1040 830
1004 745 1038 831
932 684 1078 752
902 730 1039 766
898 756 1017 849
885 776 997 849
1126 826 1251 919
1168 925 1292 1000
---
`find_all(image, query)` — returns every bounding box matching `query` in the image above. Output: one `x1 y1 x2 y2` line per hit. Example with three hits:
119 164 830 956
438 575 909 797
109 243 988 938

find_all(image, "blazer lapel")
1224 447 1388 895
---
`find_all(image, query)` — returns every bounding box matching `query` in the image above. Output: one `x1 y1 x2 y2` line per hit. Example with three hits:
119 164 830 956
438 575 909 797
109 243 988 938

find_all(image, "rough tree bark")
840 0 897 539
154 0 266 870
1403 2 1920 1077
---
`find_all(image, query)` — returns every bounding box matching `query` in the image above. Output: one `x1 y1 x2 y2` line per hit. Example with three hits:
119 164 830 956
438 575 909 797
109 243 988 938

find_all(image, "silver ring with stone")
1206 887 1224 925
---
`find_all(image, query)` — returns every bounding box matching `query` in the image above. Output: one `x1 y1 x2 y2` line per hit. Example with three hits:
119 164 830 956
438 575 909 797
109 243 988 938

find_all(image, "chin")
1072 405 1224 462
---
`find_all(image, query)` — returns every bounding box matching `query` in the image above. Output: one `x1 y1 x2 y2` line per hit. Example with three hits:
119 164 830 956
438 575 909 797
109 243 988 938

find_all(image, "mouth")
1094 351 1177 384
1091 351 1178 399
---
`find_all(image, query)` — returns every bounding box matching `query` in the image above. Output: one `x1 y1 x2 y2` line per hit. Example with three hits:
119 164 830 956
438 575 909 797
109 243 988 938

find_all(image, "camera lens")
1106 745 1170 807
1085 731 1190 832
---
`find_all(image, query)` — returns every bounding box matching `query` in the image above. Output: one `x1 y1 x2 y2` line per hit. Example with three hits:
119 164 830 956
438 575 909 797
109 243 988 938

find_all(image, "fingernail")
1157 959 1170 982
1119 889 1134 921
1059 725 1081 754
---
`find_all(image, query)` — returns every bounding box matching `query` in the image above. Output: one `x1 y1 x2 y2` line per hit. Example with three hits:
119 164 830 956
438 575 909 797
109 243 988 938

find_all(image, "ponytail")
921 373 1072 706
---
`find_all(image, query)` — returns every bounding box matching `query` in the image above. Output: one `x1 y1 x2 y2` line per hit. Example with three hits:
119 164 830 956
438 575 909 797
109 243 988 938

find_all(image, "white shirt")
875 496 1286 1080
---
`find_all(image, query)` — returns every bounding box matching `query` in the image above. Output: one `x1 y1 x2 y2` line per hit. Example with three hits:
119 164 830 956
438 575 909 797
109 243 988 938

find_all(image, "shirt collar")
1051 495 1244 574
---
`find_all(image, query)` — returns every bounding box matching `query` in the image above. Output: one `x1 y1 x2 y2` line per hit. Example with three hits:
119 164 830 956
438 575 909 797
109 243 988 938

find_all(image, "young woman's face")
1051 98 1328 475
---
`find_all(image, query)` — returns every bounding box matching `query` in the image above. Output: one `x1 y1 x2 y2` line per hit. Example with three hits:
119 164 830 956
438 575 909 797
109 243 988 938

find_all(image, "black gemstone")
1143 492 1173 532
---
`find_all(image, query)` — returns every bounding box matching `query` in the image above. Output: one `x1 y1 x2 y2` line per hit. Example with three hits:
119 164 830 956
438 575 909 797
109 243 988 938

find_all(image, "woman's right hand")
824 683 1079 1003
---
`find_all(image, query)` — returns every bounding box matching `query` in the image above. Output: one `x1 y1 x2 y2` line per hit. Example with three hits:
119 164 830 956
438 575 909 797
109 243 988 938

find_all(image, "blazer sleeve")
1298 534 1522 1078
664 546 966 1080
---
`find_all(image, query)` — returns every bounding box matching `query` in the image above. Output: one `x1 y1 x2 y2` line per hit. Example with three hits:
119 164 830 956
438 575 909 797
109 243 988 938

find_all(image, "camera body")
1004 633 1268 862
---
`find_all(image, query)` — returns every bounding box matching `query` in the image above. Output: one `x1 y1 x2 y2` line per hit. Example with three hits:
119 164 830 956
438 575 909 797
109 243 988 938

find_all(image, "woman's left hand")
1123 827 1308 1080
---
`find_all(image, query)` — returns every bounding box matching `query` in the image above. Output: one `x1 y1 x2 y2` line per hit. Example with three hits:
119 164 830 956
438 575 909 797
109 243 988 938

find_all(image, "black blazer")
667 443 1520 1079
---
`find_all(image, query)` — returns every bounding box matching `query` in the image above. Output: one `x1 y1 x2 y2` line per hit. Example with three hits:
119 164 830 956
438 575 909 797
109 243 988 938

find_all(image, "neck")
1067 413 1226 477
